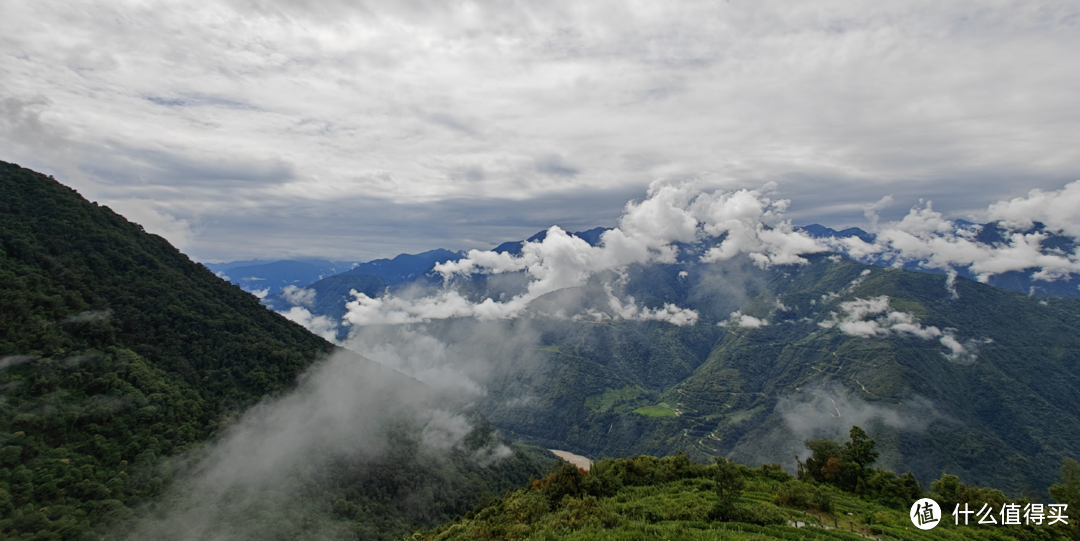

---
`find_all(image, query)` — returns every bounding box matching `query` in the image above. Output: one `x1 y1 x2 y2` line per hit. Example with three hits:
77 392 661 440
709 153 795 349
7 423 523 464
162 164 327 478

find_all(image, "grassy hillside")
414 444 1079 541
0 162 550 540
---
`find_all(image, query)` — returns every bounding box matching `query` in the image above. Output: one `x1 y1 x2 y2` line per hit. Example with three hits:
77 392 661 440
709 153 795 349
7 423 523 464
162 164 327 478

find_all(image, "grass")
418 468 1070 541
585 386 648 413
723 405 766 425
633 403 678 417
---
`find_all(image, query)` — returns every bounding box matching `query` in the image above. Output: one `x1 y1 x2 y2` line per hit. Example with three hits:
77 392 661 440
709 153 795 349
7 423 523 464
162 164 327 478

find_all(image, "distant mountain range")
204 249 467 296
209 221 1080 303
202 259 358 295
493 227 610 254
341 248 463 285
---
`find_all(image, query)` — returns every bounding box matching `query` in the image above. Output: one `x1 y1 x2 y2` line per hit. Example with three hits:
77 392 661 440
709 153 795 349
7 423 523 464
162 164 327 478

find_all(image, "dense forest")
0 162 551 540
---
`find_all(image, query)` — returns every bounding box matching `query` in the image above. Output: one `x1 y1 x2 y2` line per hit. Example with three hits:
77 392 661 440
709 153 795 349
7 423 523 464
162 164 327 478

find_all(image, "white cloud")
831 188 1080 282
945 269 959 299
104 199 195 250
280 306 337 341
281 285 316 308
820 296 941 339
342 326 488 397
819 295 987 361
607 293 700 326
987 182 1080 238
342 181 814 326
864 195 895 230
721 310 769 329
124 349 512 538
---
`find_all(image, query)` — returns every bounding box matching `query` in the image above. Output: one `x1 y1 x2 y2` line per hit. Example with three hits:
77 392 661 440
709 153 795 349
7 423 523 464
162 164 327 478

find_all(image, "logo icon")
910 498 942 530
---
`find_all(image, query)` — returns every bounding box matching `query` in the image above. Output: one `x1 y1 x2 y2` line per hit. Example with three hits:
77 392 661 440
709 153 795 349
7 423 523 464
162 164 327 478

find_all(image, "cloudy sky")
2 0 1078 262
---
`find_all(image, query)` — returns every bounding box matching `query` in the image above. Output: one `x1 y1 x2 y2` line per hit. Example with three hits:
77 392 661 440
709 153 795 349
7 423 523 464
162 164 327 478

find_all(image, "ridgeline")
0 162 549 540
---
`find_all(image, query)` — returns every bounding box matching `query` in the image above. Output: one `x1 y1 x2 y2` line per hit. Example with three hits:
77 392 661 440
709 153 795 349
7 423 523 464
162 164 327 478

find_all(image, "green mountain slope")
0 162 550 540
416 448 1078 541
672 260 1080 495
328 255 1080 498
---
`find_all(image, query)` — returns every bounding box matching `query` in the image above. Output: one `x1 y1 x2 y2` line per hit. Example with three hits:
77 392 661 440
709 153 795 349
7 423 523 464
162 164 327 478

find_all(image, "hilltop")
414 434 1079 541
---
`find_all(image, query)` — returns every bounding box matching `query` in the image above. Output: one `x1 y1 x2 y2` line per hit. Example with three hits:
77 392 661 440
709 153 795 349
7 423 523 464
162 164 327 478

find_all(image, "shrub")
774 480 832 513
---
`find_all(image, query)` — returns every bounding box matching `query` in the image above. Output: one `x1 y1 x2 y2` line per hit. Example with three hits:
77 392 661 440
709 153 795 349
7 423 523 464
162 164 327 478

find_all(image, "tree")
799 438 844 483
844 426 879 469
798 426 879 492
708 457 745 520
1049 458 1080 507
1048 458 1080 540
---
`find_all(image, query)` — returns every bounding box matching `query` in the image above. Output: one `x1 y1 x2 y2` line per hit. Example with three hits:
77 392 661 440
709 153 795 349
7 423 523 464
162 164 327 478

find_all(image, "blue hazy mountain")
263 273 388 325
494 226 611 255
202 257 356 274
207 249 463 297
341 248 464 285
205 259 358 295
796 223 876 243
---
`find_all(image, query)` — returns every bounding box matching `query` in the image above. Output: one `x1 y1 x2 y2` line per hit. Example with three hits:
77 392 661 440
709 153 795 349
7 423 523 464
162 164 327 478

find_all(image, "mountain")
796 224 876 243
205 259 358 295
308 247 1080 499
262 273 388 327
516 258 1080 495
342 249 463 285
494 227 610 255
0 162 550 540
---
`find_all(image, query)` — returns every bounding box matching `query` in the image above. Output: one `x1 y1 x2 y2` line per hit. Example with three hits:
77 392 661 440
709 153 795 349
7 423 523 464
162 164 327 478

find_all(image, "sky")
2 0 1079 263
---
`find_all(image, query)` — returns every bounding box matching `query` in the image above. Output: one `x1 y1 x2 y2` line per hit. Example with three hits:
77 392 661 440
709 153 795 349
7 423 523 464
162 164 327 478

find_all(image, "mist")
122 350 513 540
729 386 939 475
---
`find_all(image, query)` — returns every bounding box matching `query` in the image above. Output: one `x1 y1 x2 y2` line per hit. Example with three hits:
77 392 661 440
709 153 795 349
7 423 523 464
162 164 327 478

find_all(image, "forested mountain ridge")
481 258 1080 496
311 250 1080 498
0 162 551 540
